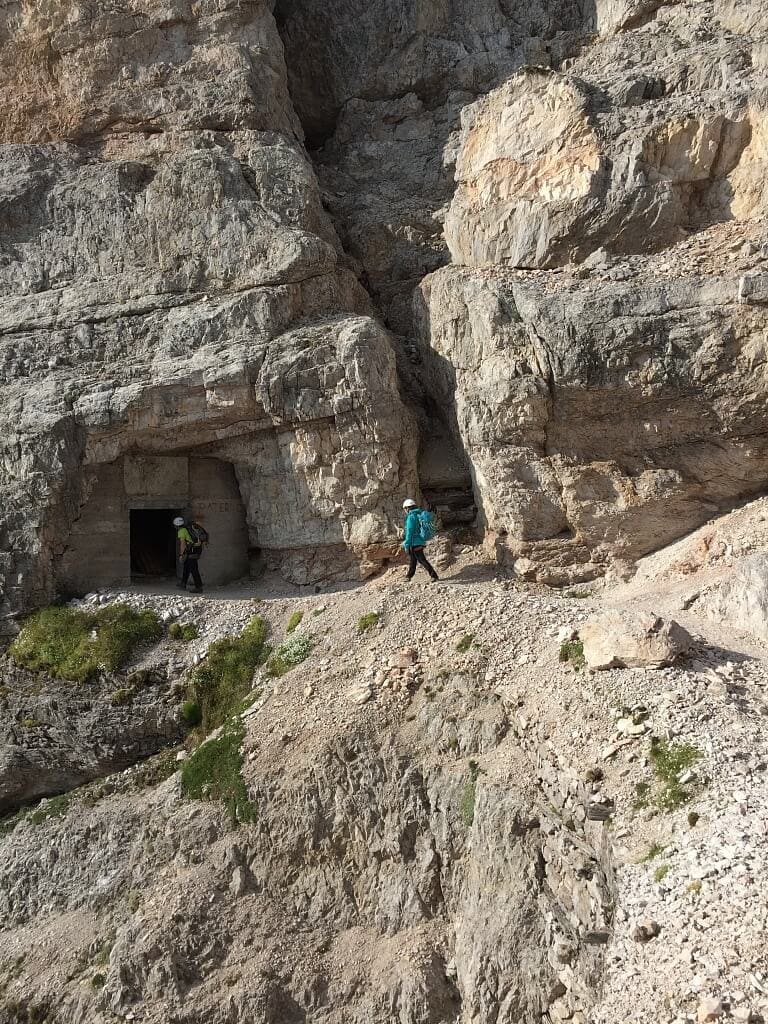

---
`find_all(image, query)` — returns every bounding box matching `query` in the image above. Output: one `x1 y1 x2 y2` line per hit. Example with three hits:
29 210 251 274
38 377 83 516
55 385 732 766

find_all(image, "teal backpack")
418 509 438 542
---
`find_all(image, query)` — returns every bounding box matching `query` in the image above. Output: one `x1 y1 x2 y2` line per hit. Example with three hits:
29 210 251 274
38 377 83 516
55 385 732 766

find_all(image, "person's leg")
406 549 418 580
415 549 439 580
190 560 203 592
180 558 191 589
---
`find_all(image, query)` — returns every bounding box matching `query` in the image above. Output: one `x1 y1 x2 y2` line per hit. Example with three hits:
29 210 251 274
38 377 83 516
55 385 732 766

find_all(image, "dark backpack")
187 522 209 552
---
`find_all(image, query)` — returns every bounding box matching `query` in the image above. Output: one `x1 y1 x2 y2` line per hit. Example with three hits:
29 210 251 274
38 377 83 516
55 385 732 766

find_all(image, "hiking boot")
429 576 441 584
193 587 204 594
176 583 187 590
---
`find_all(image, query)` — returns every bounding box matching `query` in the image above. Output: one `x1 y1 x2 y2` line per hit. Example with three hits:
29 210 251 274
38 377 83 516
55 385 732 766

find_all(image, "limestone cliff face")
0 0 418 628
1 0 768 619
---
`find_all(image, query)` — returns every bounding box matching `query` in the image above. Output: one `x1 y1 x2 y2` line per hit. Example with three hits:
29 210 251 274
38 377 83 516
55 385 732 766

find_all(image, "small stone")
631 917 661 942
697 996 723 1022
347 684 373 705
230 866 247 898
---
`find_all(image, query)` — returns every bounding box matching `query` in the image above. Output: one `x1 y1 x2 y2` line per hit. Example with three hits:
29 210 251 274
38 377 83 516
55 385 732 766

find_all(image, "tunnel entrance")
58 455 251 593
130 508 181 579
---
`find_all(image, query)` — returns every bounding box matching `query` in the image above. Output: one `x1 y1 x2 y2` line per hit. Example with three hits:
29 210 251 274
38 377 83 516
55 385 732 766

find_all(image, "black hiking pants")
406 546 438 580
181 556 203 591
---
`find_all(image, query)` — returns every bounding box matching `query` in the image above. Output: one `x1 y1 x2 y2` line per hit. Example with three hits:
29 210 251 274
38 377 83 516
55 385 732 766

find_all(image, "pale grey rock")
705 554 768 641
580 608 692 669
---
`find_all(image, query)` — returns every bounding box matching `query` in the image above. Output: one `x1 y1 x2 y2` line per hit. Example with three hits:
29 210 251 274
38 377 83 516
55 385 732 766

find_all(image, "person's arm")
403 512 414 550
178 529 189 559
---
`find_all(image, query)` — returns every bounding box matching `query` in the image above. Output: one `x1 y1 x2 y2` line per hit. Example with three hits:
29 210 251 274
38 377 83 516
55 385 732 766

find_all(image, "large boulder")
580 608 692 670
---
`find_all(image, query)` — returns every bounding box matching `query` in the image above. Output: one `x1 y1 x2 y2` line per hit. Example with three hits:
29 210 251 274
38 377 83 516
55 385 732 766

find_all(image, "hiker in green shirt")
173 516 204 593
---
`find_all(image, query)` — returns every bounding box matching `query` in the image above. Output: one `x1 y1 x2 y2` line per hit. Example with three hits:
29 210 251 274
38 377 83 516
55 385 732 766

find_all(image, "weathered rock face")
0 0 421 627
418 257 768 580
3 0 768 608
0 668 614 1023
411 0 768 582
0 658 183 814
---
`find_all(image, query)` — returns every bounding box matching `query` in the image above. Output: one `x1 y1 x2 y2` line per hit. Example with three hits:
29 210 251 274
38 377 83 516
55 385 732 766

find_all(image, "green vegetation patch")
264 632 313 678
169 622 199 642
559 639 585 670
357 612 380 634
286 610 304 634
181 700 202 727
181 722 255 824
653 863 670 883
455 634 474 653
650 739 702 811
10 603 163 682
640 841 666 862
459 760 482 828
29 792 73 826
191 616 268 734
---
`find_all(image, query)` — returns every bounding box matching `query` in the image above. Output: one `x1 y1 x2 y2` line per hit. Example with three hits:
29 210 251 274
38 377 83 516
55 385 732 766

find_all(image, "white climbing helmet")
403 498 417 509
172 516 185 527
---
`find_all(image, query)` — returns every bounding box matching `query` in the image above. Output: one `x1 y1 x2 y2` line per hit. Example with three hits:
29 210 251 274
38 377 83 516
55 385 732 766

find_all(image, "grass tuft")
357 612 380 634
459 760 482 828
559 639 585 670
286 610 304 634
640 841 666 862
653 863 670 883
181 700 202 727
181 722 255 824
10 603 162 682
455 634 474 653
264 632 313 678
169 622 198 642
29 793 73 826
649 739 702 811
191 617 268 734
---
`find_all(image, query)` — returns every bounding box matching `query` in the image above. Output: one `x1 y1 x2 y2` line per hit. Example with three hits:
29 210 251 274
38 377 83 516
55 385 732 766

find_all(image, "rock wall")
2 0 768 614
0 0 419 628
416 0 768 582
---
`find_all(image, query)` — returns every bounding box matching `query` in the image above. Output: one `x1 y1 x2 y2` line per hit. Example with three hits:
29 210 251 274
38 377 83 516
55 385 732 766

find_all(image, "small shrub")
264 632 313 678
687 811 700 827
181 700 202 727
455 634 474 653
181 722 255 824
286 610 304 634
10 603 162 682
131 748 180 790
653 864 670 883
566 589 591 599
192 617 268 734
559 639 585 670
91 973 106 989
20 718 41 729
687 879 702 895
357 612 380 634
169 622 198 642
110 688 133 707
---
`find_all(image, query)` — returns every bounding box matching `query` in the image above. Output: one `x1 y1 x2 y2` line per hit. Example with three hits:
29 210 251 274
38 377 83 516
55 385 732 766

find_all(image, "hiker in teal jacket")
402 499 439 582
